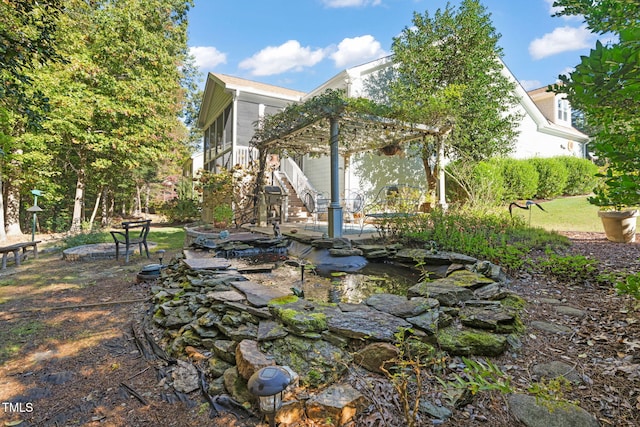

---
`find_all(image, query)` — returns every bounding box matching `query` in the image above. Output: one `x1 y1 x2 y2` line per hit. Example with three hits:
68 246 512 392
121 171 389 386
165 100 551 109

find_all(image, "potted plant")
589 167 639 243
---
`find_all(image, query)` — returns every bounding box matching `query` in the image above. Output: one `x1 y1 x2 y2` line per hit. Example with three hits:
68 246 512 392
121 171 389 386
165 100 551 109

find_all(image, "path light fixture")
248 366 291 427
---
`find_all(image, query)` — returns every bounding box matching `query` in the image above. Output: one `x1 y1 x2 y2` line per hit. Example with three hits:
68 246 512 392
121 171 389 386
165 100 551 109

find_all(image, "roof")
211 73 306 100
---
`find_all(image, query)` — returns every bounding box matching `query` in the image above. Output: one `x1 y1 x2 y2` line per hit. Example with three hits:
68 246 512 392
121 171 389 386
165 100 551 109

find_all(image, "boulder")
408 282 474 306
353 342 400 374
306 384 367 426
235 339 275 380
437 327 507 356
459 305 519 333
407 309 452 335
262 335 350 387
508 393 599 427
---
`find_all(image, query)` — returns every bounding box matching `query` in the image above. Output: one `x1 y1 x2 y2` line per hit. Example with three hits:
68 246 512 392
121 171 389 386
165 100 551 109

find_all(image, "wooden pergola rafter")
250 89 445 237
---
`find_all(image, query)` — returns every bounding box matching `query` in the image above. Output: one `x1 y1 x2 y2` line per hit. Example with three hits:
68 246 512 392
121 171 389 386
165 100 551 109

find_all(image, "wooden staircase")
278 175 311 223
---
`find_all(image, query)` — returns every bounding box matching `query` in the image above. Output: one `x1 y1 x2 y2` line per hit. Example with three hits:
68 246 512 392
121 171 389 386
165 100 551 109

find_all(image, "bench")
0 241 41 269
110 220 151 263
359 184 425 236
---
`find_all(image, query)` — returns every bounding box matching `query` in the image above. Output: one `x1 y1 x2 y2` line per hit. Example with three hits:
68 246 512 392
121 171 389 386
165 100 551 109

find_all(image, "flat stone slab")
231 281 289 307
530 320 572 334
181 258 231 270
206 290 246 303
327 309 411 342
394 249 477 265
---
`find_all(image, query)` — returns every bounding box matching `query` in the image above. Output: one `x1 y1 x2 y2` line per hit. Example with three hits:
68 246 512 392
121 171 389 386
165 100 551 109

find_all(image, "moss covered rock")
437 326 507 356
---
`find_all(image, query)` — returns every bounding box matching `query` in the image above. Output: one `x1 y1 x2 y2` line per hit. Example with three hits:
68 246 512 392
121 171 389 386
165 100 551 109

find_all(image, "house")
197 57 589 229
196 73 304 173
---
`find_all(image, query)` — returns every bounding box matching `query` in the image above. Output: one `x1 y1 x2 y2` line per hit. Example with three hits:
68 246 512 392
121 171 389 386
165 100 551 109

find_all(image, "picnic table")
0 241 41 269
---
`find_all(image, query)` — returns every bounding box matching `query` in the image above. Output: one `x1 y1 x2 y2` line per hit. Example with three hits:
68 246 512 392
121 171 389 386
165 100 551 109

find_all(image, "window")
557 98 569 122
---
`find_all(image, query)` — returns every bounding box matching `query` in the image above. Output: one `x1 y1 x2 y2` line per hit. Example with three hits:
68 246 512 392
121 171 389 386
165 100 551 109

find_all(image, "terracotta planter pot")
598 210 639 243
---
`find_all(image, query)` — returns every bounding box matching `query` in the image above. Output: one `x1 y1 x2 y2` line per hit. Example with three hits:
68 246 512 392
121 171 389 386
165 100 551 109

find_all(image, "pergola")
251 90 450 238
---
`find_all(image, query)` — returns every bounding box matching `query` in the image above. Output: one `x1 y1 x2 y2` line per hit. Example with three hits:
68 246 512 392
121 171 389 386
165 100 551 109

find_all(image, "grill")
264 186 284 206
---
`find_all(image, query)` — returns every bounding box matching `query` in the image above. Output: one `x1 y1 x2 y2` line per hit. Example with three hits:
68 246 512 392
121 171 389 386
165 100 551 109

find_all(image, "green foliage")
538 252 598 283
614 272 640 300
530 158 569 199
499 158 539 201
442 357 513 396
446 158 505 207
558 156 600 196
158 178 201 223
0 0 64 130
527 376 575 408
381 328 444 427
399 208 568 271
552 1 640 210
390 0 520 158
61 231 112 249
14 0 196 232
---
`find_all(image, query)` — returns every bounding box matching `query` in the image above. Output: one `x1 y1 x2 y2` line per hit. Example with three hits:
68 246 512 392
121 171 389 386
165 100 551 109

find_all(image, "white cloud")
520 79 542 91
330 35 387 68
239 40 326 76
529 25 593 59
544 0 563 16
321 0 381 7
189 46 227 69
544 0 584 21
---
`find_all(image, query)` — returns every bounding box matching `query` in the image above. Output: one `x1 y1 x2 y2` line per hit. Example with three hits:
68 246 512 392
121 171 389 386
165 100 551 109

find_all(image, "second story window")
557 98 569 122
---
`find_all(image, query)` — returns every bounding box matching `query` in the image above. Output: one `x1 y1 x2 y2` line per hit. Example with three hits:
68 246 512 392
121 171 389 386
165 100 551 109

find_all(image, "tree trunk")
70 168 85 233
4 180 21 236
88 189 102 231
134 185 142 217
421 149 438 202
101 188 109 227
0 173 6 242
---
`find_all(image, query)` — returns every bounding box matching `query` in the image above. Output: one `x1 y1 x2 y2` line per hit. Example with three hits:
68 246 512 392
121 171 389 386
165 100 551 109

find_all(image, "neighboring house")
182 150 204 199
197 57 589 221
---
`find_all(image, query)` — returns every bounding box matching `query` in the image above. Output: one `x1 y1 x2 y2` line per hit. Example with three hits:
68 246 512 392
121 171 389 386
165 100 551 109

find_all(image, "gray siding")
236 101 259 146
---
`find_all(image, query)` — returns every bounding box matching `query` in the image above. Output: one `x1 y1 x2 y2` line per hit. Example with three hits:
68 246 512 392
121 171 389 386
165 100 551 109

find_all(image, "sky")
186 0 600 93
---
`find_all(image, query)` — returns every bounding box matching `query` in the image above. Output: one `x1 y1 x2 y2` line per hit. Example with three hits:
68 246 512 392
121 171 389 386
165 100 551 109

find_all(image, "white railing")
280 157 320 211
234 146 259 168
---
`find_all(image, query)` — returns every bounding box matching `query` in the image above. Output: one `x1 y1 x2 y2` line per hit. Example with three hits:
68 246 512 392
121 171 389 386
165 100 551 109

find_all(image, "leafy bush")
61 231 112 249
530 158 569 199
499 158 539 201
400 208 568 271
538 252 598 283
557 156 599 196
446 159 505 207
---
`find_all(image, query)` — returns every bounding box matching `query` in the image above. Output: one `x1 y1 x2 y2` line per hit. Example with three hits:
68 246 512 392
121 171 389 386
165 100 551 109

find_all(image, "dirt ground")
0 231 639 426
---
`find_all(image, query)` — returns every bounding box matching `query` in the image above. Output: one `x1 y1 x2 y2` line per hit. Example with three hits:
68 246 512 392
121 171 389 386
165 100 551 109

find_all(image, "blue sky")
187 0 599 93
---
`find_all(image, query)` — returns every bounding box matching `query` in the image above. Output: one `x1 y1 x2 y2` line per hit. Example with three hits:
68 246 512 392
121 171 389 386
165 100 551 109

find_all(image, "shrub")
446 159 505 207
530 157 569 199
499 158 539 201
557 156 600 196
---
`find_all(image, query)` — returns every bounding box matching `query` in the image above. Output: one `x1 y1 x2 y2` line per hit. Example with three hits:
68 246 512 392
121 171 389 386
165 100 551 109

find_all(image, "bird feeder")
248 366 291 427
27 190 43 242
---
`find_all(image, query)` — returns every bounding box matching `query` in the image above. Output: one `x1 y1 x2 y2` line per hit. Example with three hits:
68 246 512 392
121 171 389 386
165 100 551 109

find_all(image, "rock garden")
144 230 601 426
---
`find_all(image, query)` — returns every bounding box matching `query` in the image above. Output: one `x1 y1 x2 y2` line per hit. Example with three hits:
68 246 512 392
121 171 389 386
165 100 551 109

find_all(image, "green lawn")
509 196 603 232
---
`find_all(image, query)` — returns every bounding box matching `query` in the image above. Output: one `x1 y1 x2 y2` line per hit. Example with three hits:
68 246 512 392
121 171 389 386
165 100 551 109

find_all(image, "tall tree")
0 0 64 238
27 0 194 231
388 0 520 203
552 0 639 208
